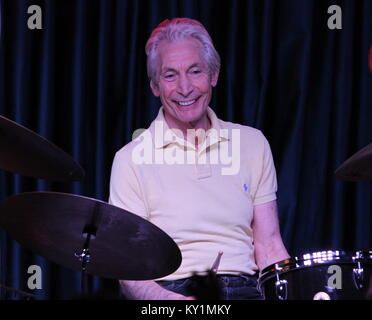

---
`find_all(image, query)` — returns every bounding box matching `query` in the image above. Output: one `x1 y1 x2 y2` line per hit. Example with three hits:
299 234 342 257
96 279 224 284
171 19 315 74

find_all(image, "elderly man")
109 18 290 300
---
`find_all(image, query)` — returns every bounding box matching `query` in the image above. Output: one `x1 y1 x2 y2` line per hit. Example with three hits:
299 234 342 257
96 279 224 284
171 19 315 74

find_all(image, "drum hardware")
274 264 288 300
275 279 288 300
0 283 35 300
74 235 93 296
0 192 182 298
333 143 372 297
0 116 181 298
0 115 87 298
259 250 372 300
74 205 100 296
353 268 364 290
352 251 366 290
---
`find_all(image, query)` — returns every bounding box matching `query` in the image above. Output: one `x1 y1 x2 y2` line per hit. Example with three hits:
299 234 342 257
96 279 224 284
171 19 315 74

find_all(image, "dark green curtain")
0 0 371 299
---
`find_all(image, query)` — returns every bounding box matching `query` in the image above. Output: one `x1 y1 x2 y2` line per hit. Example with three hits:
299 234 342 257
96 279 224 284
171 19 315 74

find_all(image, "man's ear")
150 80 160 97
211 70 219 87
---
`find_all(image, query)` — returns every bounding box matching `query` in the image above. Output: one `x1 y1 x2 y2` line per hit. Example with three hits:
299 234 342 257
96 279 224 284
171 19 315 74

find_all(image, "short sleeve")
252 133 278 206
108 150 149 219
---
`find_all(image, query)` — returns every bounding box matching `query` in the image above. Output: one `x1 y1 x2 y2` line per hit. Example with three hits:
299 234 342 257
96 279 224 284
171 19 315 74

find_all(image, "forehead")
157 38 206 69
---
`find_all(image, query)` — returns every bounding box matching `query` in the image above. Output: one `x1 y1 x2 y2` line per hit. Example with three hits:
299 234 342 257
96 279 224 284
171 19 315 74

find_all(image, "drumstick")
187 251 224 300
211 251 224 274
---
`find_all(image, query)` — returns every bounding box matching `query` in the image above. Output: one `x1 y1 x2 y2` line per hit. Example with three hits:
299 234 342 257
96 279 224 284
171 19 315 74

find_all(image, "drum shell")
259 251 372 300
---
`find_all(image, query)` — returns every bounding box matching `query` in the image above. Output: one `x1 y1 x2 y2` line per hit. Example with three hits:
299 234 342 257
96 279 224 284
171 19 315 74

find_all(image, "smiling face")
150 38 219 132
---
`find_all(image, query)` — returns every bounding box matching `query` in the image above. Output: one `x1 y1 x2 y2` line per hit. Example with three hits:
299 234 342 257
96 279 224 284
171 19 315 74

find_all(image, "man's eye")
163 73 176 80
191 69 201 74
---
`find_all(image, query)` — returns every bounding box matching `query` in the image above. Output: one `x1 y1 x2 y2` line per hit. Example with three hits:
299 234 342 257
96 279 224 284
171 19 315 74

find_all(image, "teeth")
178 100 195 106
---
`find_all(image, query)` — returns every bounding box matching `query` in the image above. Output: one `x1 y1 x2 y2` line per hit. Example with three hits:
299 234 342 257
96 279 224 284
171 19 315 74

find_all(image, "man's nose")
177 74 193 97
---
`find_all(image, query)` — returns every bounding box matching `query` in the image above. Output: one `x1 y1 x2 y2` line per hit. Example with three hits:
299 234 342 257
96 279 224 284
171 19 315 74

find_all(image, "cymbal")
0 115 84 181
335 143 372 181
0 192 181 280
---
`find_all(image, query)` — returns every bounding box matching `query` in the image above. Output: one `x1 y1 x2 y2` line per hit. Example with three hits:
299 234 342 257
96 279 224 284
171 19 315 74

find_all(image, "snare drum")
259 249 372 300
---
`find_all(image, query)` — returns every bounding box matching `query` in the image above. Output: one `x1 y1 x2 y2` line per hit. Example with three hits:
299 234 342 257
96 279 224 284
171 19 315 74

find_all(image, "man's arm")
119 280 195 300
252 200 290 271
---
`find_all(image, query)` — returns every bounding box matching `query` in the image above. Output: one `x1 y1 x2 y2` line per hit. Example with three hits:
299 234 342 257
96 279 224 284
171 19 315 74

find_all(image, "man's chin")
175 110 204 125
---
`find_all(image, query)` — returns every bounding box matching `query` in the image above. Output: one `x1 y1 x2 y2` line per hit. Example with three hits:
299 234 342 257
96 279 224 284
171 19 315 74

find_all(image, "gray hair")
145 18 221 85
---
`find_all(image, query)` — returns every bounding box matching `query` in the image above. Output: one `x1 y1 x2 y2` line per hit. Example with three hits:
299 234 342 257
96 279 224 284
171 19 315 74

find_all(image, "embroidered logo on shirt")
243 184 248 192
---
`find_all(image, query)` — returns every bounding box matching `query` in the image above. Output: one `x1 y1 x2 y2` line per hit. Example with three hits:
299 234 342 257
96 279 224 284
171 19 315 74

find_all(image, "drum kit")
0 115 181 299
0 114 371 300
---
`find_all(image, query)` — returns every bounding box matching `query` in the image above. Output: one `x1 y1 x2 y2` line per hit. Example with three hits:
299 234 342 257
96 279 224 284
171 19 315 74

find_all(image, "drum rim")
259 249 372 284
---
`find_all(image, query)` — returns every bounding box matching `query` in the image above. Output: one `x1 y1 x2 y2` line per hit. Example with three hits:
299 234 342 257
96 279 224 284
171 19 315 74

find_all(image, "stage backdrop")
0 0 371 299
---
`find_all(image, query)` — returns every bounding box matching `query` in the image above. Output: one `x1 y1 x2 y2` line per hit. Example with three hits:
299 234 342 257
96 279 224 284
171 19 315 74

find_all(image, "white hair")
145 18 220 85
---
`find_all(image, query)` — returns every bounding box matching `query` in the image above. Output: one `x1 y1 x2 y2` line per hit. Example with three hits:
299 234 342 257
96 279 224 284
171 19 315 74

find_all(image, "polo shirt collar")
151 107 229 150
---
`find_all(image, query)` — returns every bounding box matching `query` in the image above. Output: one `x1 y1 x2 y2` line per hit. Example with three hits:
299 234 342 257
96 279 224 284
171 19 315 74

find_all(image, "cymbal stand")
75 203 101 298
0 283 35 300
75 232 92 298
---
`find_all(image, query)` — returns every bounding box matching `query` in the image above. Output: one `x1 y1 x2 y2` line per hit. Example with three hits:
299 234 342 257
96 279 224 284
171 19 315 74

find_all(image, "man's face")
150 38 218 129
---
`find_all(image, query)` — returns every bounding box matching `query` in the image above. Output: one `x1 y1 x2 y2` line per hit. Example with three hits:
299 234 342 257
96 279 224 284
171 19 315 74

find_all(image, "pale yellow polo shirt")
109 107 277 281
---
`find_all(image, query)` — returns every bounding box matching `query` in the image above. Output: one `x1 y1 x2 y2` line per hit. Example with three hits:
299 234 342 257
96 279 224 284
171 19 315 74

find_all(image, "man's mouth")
174 97 200 106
